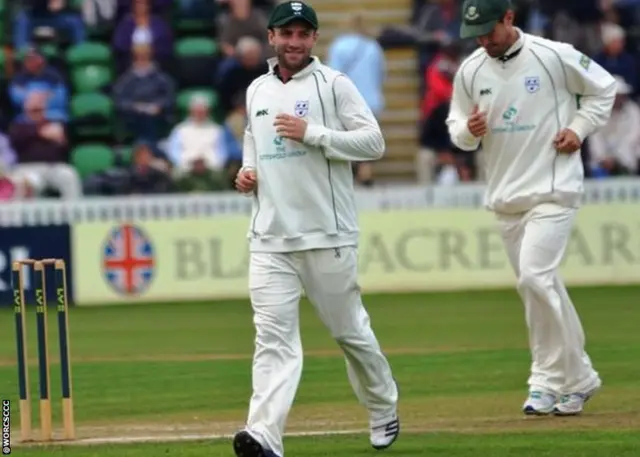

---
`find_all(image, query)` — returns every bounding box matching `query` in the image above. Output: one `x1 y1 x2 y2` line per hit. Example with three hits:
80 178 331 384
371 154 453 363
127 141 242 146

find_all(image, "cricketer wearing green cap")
267 0 319 29
232 2 401 457
448 0 616 422
460 0 512 40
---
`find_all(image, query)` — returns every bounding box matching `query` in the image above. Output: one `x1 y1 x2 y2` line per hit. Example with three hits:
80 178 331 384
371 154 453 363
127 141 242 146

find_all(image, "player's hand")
553 128 581 154
467 105 488 137
274 114 307 142
235 168 257 193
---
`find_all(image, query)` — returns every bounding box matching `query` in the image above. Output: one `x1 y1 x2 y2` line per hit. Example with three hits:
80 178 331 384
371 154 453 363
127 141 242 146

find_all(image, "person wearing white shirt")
166 94 229 175
232 2 399 457
447 0 616 417
588 75 640 176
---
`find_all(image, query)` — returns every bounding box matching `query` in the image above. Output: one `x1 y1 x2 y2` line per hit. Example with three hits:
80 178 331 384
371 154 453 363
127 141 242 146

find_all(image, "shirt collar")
497 28 525 63
268 56 321 82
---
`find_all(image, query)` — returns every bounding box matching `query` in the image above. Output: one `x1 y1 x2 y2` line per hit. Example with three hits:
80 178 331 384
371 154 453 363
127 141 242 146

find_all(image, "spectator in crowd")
175 0 217 19
117 0 172 18
218 0 269 59
7 92 82 199
0 131 17 173
410 0 462 78
327 12 387 187
541 0 604 56
216 37 269 116
328 13 386 118
416 42 464 184
112 0 174 73
9 47 69 122
167 93 242 182
81 0 118 28
174 157 232 192
217 0 275 16
419 42 459 122
13 0 87 51
588 75 640 177
594 22 638 95
113 42 175 143
124 141 174 194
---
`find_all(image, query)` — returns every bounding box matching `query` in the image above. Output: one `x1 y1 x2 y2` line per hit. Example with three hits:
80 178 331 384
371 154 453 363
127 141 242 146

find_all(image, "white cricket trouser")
497 203 601 395
245 246 398 457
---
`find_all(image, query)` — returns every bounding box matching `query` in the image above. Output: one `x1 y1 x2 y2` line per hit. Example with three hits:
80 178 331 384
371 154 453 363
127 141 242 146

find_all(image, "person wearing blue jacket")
9 48 69 122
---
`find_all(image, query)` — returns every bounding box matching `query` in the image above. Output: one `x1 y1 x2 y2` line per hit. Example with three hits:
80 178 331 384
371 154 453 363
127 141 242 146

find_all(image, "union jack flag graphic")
102 224 155 296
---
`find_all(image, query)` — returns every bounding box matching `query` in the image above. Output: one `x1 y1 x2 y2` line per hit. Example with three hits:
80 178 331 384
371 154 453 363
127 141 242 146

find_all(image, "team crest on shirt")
524 76 540 93
294 100 309 117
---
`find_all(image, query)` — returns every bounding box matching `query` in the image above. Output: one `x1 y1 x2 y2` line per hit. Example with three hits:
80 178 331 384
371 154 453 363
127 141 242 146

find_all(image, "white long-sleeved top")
588 100 640 172
446 30 616 214
166 119 227 172
242 56 385 253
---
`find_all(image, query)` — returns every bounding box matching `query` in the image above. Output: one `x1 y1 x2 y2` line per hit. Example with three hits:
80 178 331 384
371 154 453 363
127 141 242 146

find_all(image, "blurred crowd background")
0 0 638 201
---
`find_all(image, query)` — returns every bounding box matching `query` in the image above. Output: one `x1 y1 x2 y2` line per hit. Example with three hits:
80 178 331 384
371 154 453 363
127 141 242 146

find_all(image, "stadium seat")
176 36 218 56
71 143 115 179
172 0 218 35
174 37 219 88
71 92 114 140
71 65 113 93
115 145 134 165
66 42 112 67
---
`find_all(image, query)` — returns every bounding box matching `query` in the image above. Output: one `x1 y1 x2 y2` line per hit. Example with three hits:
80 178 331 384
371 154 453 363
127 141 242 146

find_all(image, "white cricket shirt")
446 29 616 214
242 56 384 253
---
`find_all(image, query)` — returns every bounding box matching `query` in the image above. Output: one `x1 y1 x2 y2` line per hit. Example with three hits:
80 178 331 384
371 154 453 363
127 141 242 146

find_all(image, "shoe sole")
233 431 275 457
371 418 400 451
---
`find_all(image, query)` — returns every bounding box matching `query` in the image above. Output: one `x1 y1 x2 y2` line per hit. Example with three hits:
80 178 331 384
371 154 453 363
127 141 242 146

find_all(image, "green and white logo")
579 54 591 70
465 5 479 20
492 106 536 134
259 136 307 161
502 106 518 121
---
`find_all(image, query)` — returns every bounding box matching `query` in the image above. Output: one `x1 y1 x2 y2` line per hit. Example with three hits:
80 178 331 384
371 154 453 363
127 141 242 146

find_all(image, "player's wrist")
303 124 329 147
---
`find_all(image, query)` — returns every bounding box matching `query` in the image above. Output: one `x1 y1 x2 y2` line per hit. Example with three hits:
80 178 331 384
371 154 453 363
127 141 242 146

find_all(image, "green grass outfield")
0 285 639 456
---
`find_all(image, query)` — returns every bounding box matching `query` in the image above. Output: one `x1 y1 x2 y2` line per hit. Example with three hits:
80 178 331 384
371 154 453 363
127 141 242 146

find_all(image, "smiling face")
268 21 317 73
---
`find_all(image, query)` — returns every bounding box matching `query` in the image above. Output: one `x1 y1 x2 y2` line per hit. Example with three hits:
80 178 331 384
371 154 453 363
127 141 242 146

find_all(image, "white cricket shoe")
522 391 556 415
370 415 400 450
553 385 600 416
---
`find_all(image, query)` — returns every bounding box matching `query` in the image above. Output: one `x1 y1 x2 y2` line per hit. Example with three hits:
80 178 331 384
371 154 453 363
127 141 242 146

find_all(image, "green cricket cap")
268 1 319 29
460 0 511 39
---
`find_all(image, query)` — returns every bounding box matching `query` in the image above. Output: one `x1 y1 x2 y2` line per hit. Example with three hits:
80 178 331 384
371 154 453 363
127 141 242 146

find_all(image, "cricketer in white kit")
447 0 616 416
232 2 399 457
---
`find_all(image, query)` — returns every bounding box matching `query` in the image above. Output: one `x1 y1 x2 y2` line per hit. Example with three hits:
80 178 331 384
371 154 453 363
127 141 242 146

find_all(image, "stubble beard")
277 49 311 73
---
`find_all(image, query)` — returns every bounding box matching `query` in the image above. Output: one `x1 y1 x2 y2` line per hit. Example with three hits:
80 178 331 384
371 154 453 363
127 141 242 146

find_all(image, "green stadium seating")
116 145 134 165
71 92 112 117
71 65 113 93
71 143 115 179
175 37 218 56
172 0 218 34
174 37 219 88
66 42 112 67
71 92 114 139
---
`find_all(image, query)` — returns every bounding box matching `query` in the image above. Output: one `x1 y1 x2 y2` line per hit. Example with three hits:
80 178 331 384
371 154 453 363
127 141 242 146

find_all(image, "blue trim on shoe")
522 391 555 416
